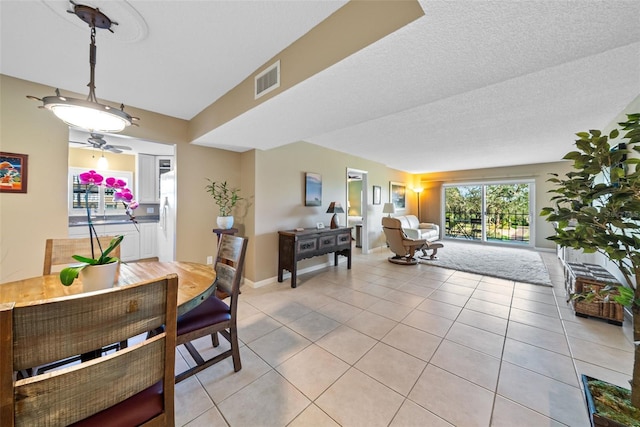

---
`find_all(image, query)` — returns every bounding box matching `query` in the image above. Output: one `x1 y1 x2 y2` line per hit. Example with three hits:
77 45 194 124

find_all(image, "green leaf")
59 265 86 286
72 255 97 264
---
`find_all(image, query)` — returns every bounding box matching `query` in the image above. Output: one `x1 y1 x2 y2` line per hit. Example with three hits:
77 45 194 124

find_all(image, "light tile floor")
174 246 634 426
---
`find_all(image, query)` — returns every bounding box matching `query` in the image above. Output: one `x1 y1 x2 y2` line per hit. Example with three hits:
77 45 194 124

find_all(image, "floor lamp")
413 187 423 220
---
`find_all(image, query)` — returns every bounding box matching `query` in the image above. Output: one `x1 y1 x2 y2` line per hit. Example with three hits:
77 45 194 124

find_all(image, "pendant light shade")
28 2 137 133
43 95 132 133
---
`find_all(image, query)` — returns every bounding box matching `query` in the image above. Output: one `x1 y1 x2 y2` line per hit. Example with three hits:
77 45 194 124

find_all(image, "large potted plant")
205 179 243 229
541 113 639 424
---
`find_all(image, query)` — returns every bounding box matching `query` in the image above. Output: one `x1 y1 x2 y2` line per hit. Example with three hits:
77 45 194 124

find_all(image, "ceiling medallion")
28 1 138 133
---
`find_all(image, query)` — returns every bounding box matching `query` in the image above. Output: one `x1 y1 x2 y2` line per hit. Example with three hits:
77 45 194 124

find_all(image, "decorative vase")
80 262 119 291
216 216 234 230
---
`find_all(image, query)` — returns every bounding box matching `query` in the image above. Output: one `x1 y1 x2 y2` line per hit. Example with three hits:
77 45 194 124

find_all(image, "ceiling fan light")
97 153 109 169
43 96 132 133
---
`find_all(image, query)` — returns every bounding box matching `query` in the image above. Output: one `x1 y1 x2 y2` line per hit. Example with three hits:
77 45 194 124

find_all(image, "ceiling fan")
70 133 132 154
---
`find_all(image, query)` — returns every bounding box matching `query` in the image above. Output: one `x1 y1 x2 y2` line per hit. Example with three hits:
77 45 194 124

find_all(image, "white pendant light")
28 2 138 133
97 151 109 170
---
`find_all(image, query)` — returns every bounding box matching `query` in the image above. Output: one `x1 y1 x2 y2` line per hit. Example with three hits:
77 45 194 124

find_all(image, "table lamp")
383 203 395 217
326 202 345 228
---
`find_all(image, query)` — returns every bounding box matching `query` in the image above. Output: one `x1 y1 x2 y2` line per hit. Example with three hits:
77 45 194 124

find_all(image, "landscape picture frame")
0 152 28 193
305 172 322 206
389 181 406 211
373 185 381 205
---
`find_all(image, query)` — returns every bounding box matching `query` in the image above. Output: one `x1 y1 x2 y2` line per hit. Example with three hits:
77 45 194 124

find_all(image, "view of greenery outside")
445 183 530 243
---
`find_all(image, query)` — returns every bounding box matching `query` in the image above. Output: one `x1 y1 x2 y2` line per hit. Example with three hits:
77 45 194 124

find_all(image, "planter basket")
566 263 624 325
573 300 624 324
582 375 631 427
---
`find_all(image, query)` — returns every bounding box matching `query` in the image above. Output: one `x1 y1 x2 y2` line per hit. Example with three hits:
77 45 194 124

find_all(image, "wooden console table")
278 227 352 288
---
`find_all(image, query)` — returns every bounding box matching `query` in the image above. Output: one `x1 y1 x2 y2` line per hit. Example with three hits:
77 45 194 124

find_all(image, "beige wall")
0 75 242 282
250 141 411 284
416 161 574 250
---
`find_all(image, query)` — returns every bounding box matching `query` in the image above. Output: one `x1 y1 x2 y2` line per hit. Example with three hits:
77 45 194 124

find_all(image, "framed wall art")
389 181 406 211
373 185 381 205
305 172 322 206
0 152 28 193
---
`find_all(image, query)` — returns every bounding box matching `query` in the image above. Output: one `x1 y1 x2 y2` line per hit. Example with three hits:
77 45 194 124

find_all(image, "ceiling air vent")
255 60 280 99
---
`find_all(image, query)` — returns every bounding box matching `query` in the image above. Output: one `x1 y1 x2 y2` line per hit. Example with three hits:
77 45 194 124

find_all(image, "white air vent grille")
255 60 280 99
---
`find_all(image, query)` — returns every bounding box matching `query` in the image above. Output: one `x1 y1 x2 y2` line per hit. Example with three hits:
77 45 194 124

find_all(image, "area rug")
421 241 553 286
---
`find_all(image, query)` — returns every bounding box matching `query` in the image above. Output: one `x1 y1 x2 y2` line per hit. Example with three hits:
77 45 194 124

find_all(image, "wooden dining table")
0 261 217 317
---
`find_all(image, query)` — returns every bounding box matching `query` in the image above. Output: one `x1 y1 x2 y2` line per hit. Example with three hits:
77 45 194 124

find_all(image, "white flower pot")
80 262 119 291
216 216 234 230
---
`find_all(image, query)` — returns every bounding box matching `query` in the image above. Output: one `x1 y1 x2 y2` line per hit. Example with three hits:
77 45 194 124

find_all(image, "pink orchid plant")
60 170 138 286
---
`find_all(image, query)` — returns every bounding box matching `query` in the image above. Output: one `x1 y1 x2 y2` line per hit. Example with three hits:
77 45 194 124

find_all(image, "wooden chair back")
216 234 249 312
0 275 178 426
43 236 122 275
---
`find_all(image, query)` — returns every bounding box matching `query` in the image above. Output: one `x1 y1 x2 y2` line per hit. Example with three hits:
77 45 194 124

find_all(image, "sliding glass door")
443 181 533 246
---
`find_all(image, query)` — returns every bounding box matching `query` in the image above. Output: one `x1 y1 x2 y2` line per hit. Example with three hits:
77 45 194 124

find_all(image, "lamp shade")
382 203 395 215
326 202 345 214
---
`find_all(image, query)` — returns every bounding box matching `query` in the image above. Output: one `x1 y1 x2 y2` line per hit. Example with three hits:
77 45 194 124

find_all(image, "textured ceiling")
2 0 639 173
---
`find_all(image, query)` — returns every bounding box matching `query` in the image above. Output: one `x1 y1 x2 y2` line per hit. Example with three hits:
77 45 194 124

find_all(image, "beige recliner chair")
382 217 426 265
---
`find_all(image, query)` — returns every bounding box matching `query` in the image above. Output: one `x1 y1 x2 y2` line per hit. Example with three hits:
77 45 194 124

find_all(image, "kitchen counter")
69 215 160 227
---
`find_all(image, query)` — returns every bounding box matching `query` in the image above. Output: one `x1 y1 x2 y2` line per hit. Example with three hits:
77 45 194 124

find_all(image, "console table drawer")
337 233 351 245
297 239 317 254
319 235 336 249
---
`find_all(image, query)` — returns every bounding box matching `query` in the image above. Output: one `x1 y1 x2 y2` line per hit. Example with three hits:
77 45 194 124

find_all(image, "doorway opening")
346 168 369 254
443 180 534 246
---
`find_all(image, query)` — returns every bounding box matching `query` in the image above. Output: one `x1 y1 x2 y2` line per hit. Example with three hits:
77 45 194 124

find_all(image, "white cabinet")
107 224 140 262
137 154 157 203
137 154 173 203
139 222 158 259
68 223 141 262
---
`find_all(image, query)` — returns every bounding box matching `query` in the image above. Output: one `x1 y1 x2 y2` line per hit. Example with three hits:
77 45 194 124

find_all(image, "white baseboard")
245 257 348 289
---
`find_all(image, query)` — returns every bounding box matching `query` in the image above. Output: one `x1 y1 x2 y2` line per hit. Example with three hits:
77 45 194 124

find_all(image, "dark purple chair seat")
177 295 230 335
71 382 163 427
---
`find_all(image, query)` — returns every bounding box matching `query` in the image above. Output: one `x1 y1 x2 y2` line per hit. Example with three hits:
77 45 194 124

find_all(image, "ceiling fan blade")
69 140 91 146
108 144 132 150
104 146 123 154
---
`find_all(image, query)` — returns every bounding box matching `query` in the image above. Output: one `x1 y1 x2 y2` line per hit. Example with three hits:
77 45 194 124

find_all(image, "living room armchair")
382 217 426 265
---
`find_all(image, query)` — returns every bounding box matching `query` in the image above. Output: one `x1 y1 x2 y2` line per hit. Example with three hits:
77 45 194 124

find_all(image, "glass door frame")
441 179 535 247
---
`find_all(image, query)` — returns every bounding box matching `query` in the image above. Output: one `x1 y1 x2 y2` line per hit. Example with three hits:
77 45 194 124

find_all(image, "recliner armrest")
402 228 420 240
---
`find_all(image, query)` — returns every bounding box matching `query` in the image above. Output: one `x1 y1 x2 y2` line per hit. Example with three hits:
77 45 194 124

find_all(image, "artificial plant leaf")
59 266 85 286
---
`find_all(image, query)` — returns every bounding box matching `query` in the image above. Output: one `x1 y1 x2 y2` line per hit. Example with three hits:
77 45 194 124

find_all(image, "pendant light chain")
87 26 98 103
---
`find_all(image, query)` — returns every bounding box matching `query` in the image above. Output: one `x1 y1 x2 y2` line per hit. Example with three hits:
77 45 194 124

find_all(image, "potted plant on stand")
205 179 243 230
541 113 640 426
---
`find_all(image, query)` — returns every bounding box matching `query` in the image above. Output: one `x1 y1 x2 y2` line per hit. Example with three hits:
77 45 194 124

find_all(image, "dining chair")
175 234 248 383
40 236 125 374
0 275 178 427
43 236 121 275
